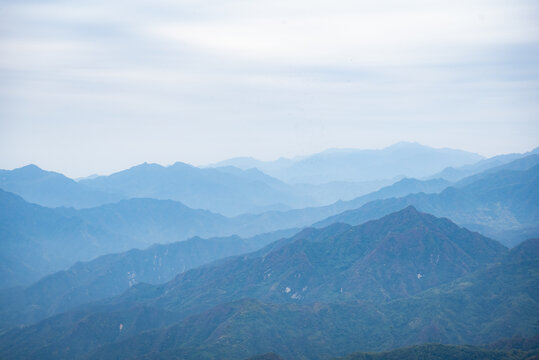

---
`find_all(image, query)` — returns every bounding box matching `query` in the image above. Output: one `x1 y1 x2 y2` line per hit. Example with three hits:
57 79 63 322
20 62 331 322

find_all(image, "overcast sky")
1 0 538 177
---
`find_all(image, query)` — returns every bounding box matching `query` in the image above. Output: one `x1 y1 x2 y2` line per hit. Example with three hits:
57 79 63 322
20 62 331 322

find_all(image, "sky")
0 0 538 177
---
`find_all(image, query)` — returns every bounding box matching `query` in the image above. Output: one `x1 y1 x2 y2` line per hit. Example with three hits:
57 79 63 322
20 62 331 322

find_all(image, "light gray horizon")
1 0 538 177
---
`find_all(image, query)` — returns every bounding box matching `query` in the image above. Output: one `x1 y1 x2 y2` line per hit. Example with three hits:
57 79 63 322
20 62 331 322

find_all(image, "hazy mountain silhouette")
290 178 399 204
77 162 318 216
316 161 539 246
0 189 129 288
502 238 539 264
0 172 455 288
342 177 451 209
0 164 398 215
0 164 122 208
455 153 539 186
1 146 533 219
212 142 483 184
0 190 250 288
430 147 539 182
2 156 535 288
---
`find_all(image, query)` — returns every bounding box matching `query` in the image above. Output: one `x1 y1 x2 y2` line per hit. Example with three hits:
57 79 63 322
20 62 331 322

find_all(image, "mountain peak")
370 205 426 226
15 164 45 174
142 208 508 318
7 164 71 181
505 238 539 264
119 162 165 174
138 162 163 168
170 161 195 169
400 204 420 214
386 141 423 149
20 164 41 169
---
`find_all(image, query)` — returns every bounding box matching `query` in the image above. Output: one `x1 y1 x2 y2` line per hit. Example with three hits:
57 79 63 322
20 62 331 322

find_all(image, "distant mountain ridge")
430 147 539 182
0 167 457 289
1 155 536 288
0 189 129 288
211 142 484 184
0 163 396 215
3 145 535 218
316 160 539 247
0 190 240 288
0 164 122 208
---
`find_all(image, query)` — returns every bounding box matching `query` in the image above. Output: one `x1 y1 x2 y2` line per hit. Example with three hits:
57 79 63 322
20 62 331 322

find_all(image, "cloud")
0 0 538 176
149 2 537 66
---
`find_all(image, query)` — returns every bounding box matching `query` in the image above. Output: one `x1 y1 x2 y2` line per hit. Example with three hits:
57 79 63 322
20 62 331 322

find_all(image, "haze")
1 0 538 177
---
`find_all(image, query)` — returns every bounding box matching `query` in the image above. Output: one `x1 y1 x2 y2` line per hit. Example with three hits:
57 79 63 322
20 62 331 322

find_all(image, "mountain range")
0 164 455 289
1 142 490 215
0 229 297 328
211 142 483 184
0 164 122 208
0 144 538 359
429 146 539 182
316 158 539 247
79 162 320 215
0 209 535 359
1 153 537 288
105 207 508 316
0 189 231 288
2 144 536 219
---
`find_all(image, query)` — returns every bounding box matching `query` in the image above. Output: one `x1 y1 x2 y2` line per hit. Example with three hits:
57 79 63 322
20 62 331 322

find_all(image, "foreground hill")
245 354 285 360
80 249 539 359
135 207 506 318
0 213 534 360
0 229 296 328
334 342 539 360
3 247 533 360
250 341 539 360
